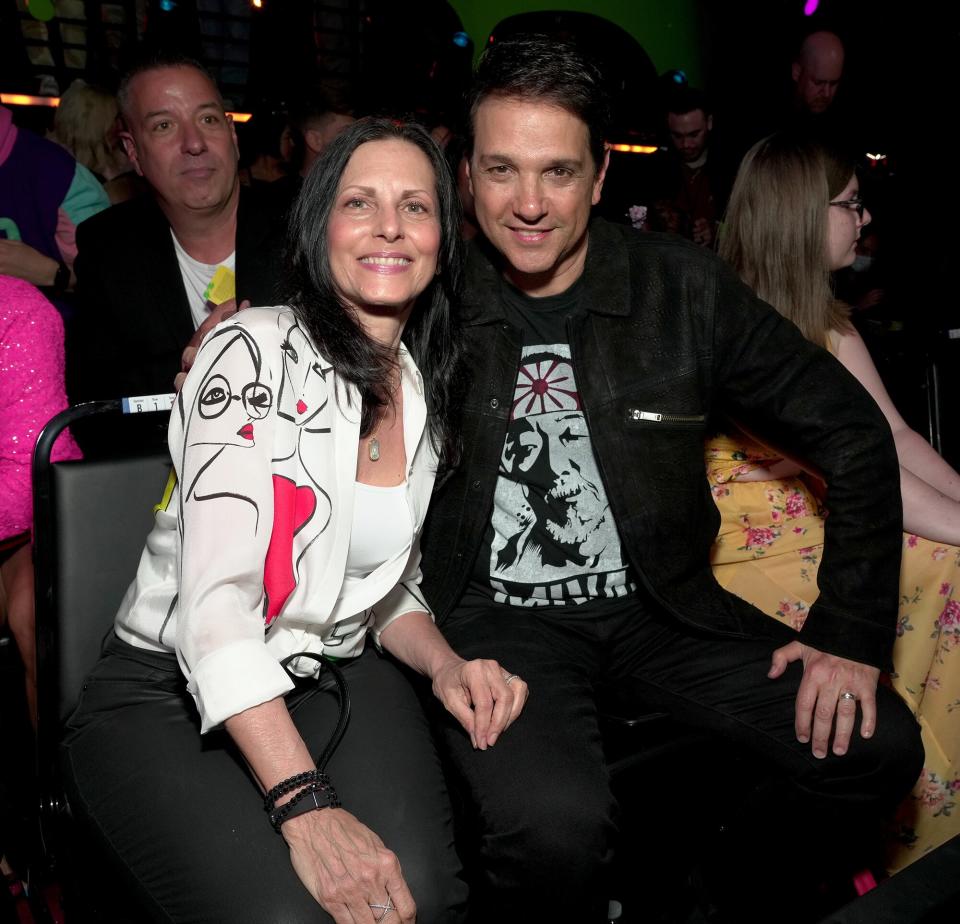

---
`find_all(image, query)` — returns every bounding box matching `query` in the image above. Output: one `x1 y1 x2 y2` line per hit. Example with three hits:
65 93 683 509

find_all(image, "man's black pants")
437 598 924 923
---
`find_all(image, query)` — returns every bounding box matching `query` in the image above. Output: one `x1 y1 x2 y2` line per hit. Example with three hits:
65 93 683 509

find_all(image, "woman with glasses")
708 132 960 874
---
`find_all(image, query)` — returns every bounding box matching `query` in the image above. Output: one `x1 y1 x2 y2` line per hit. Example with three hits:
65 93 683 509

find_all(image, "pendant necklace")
367 415 382 462
367 377 399 462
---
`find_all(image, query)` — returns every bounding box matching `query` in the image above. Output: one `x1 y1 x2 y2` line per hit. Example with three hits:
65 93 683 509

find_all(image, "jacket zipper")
624 409 706 424
566 324 747 639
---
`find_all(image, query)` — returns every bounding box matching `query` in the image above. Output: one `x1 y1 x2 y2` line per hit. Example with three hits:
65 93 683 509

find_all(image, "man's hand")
174 297 250 391
0 239 59 287
654 202 681 234
768 641 879 759
283 807 416 924
431 657 529 750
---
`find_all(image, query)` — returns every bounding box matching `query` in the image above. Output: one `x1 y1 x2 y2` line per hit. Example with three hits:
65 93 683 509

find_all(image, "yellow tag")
203 265 236 306
154 468 178 514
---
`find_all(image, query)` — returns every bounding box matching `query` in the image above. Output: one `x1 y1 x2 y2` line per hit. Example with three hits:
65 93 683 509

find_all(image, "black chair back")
32 398 173 835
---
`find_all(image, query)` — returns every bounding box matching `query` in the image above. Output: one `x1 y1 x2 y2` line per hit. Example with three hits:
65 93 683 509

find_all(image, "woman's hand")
283 806 416 923
431 656 529 750
378 611 530 748
225 699 412 920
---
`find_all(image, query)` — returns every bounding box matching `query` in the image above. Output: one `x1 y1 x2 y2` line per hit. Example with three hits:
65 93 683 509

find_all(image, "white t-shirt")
171 230 236 329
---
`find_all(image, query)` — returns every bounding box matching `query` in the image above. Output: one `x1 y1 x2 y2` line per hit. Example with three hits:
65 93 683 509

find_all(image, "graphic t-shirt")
468 278 637 608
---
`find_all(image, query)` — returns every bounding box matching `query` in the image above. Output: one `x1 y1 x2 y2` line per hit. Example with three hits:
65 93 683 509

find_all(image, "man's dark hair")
289 87 355 134
466 34 611 171
666 87 711 119
117 50 220 126
286 87 355 171
284 117 465 466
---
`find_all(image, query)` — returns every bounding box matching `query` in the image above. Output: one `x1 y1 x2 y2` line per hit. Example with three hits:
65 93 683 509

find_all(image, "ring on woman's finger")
838 691 857 702
503 673 520 686
368 898 394 921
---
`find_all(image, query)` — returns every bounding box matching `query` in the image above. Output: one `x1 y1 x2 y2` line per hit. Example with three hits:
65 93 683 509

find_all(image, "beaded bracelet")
266 776 337 822
264 652 350 833
264 769 326 812
269 781 341 833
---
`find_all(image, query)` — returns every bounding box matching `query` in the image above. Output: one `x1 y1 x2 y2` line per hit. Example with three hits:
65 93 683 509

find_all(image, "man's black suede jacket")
420 218 903 671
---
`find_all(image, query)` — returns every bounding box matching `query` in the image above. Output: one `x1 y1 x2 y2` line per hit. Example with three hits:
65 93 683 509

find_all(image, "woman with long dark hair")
62 118 528 923
711 132 960 873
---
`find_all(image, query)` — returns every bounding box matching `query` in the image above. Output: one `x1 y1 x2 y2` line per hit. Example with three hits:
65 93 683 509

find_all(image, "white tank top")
345 481 411 578
325 481 412 628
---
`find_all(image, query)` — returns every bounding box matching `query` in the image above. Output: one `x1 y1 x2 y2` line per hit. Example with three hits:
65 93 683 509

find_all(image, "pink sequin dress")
0 275 81 542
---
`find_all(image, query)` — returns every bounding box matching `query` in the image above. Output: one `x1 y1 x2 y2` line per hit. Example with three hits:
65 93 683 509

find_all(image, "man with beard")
418 34 922 923
490 349 629 602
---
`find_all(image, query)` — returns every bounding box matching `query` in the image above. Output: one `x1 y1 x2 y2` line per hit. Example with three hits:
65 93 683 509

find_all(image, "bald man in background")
737 29 852 154
792 30 845 117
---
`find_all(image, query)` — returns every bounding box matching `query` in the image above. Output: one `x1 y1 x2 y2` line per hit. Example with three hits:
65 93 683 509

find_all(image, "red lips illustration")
238 423 254 440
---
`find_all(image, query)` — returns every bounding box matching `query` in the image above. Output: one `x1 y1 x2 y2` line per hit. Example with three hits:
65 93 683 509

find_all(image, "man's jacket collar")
462 217 632 324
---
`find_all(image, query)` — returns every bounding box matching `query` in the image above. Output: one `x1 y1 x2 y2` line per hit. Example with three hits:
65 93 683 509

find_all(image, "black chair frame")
33 398 173 873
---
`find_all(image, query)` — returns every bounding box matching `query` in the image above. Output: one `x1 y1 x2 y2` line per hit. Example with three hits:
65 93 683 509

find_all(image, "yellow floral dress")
707 430 960 874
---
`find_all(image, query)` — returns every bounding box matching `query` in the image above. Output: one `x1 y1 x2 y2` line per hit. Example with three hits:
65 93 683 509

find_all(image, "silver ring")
839 691 857 702
369 898 394 922
503 673 519 686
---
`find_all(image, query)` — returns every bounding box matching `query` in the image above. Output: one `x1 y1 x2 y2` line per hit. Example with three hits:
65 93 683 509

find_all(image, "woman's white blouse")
113 307 438 733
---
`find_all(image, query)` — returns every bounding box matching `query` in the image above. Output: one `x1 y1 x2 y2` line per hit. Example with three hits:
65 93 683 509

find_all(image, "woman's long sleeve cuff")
185 638 295 733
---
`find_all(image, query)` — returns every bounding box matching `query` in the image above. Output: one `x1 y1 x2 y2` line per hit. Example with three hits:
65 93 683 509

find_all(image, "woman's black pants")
61 635 467 924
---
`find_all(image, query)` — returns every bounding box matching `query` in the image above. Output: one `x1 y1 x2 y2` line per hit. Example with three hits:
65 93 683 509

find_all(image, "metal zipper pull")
625 409 663 422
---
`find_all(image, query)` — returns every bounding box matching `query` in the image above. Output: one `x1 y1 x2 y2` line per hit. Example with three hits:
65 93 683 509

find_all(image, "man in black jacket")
69 53 285 426
420 35 922 922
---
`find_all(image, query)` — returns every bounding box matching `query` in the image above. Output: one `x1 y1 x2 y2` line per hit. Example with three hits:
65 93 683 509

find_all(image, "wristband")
269 781 341 833
51 261 70 294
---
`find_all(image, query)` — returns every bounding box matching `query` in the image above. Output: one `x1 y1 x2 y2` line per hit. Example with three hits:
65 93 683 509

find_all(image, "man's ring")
839 691 857 702
504 674 519 686
369 899 394 921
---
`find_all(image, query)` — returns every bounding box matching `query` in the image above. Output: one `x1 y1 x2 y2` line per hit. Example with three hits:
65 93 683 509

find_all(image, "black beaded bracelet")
266 777 336 822
264 651 350 834
264 769 325 812
269 781 341 833
269 782 322 829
